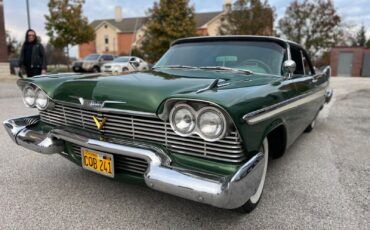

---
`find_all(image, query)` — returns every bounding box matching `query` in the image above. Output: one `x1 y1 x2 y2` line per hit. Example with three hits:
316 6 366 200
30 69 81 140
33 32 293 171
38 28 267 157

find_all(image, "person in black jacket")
19 29 47 77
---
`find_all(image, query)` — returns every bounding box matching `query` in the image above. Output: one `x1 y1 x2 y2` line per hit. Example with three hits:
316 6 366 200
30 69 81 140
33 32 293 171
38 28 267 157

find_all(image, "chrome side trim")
243 89 326 125
3 115 265 209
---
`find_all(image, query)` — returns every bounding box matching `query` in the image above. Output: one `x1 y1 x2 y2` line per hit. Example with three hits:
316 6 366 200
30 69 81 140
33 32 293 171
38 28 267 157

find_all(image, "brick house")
330 47 370 77
79 2 273 59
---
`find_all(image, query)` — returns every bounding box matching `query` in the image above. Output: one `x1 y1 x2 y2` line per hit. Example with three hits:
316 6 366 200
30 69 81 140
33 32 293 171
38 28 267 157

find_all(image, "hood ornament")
92 115 107 130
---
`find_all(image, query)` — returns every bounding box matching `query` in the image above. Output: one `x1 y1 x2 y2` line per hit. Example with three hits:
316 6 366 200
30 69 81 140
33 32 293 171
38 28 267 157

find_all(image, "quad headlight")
35 89 50 110
22 85 53 110
22 86 36 107
169 104 196 136
169 103 228 142
197 107 227 141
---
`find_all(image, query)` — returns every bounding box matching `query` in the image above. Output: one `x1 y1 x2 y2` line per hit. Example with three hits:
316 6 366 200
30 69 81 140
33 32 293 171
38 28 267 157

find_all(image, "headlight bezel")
168 102 229 142
196 106 228 142
22 86 36 108
22 84 54 111
35 89 53 111
169 103 197 137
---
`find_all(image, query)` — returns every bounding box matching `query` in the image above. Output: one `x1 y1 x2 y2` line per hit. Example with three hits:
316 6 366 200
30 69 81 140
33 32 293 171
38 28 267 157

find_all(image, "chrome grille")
70 144 148 175
40 103 245 163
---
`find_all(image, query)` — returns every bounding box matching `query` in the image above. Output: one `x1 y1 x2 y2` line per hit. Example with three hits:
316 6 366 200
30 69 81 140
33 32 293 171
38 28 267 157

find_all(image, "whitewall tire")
239 138 269 213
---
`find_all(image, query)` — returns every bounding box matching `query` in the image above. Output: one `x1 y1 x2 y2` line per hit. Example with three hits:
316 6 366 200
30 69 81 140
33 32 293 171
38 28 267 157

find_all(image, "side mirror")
283 60 296 79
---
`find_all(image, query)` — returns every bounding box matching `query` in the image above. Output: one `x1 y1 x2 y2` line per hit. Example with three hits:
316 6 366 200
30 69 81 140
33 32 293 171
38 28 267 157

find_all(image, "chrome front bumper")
325 89 333 103
3 115 265 209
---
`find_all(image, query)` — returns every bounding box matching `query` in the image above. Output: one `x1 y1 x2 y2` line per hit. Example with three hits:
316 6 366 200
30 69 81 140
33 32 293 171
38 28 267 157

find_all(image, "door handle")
311 75 319 83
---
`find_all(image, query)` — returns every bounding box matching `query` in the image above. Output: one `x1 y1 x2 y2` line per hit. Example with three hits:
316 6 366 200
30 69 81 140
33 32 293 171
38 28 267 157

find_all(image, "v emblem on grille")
92 116 107 130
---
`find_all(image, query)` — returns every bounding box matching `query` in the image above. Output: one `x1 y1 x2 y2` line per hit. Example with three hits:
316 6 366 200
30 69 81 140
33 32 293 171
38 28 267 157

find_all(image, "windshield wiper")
153 65 198 70
199 66 253 75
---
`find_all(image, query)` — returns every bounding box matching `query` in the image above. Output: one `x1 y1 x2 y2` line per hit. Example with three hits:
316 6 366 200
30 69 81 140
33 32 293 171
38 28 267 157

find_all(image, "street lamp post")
26 0 31 29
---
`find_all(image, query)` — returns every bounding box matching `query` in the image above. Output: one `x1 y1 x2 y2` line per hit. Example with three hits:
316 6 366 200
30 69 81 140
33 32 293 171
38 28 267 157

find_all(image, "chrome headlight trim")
168 102 229 142
169 103 196 137
21 83 55 111
197 106 227 142
35 89 53 111
22 85 36 108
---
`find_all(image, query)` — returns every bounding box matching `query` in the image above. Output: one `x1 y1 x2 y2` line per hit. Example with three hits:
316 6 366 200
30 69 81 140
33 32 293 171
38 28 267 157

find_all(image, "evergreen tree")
218 0 274 35
140 0 197 63
351 25 367 47
6 31 21 58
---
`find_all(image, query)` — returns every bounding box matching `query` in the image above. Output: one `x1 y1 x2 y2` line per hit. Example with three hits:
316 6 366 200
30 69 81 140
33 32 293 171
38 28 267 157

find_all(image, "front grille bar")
40 103 246 163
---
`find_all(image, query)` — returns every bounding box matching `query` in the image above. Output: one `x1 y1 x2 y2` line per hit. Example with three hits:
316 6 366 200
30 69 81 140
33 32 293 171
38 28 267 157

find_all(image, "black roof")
90 11 222 32
171 36 304 50
172 36 290 47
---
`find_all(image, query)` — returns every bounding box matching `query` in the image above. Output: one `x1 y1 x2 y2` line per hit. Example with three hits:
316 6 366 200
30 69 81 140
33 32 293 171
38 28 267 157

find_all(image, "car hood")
19 70 280 114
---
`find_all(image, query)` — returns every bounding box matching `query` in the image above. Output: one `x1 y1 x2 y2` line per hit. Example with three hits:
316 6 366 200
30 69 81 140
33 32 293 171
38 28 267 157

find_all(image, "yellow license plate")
81 148 114 178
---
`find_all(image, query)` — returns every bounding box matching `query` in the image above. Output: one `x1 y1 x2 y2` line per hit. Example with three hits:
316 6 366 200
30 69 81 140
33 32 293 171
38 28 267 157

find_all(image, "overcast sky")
3 0 370 58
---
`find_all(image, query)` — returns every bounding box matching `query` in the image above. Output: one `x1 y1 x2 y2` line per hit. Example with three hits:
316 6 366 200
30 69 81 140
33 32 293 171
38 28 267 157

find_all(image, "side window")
102 55 113 61
104 35 109 44
302 52 314 75
290 46 304 75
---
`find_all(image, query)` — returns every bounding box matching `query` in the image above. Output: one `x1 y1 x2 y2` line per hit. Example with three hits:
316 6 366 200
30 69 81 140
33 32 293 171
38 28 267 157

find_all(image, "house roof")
90 11 222 33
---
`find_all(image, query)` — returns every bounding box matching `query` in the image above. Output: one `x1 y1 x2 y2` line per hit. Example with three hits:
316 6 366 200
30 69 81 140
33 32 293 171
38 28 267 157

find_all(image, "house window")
105 35 109 44
104 24 108 29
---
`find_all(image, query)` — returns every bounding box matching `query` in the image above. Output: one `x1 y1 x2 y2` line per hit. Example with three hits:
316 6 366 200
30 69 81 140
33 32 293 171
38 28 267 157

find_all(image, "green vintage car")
4 36 332 212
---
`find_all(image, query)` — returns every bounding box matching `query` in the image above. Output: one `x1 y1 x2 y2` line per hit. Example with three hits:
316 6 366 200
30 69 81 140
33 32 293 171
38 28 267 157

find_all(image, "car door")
288 46 319 139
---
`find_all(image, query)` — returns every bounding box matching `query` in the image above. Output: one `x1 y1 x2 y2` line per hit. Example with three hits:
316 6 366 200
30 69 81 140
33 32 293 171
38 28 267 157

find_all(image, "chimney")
223 0 232 12
115 6 122 22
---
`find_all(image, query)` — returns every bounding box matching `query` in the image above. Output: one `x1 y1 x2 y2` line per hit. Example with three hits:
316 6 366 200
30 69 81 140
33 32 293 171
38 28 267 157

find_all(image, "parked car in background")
72 54 116 72
4 36 333 213
101 56 149 74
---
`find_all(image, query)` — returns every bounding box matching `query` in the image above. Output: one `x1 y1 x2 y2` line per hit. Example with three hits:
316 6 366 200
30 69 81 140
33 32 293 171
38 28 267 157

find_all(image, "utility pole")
0 0 10 76
0 0 9 62
129 17 139 56
26 0 31 29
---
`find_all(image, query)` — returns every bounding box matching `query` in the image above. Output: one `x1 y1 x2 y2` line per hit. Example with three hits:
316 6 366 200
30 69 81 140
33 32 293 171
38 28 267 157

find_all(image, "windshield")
113 57 130 63
84 54 100 61
155 41 285 75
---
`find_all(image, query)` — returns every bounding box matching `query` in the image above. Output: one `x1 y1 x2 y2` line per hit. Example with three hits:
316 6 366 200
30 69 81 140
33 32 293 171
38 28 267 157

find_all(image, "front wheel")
239 138 269 213
304 117 316 133
92 66 100 73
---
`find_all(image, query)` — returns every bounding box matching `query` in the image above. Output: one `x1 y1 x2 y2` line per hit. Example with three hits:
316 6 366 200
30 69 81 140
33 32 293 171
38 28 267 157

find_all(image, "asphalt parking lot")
0 77 369 230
